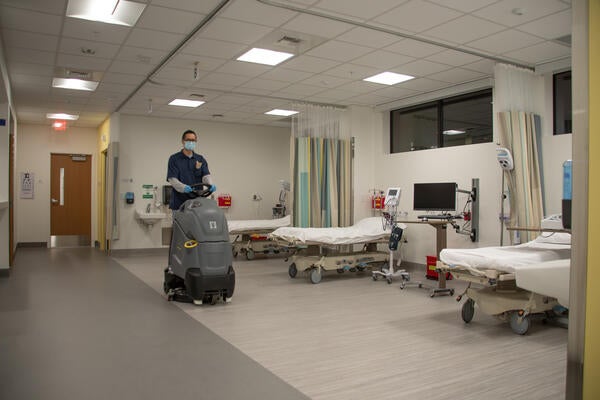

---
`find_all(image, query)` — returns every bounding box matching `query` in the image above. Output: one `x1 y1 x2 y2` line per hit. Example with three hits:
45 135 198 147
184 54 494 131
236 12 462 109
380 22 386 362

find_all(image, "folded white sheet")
228 215 291 233
269 217 397 245
515 259 570 307
440 240 571 273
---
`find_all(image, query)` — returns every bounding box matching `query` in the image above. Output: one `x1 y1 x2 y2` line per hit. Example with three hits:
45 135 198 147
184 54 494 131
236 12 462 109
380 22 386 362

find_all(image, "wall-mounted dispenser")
163 185 172 205
125 192 134 204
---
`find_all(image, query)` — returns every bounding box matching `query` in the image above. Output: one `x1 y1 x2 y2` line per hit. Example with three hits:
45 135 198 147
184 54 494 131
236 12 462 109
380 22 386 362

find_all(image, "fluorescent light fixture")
237 48 294 66
47 113 79 121
443 129 466 135
265 109 298 117
363 71 415 85
52 78 99 91
66 0 145 27
168 99 205 108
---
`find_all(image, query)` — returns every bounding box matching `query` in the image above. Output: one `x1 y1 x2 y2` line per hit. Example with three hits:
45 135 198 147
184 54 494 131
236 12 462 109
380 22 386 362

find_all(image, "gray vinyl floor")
0 248 308 400
115 251 568 400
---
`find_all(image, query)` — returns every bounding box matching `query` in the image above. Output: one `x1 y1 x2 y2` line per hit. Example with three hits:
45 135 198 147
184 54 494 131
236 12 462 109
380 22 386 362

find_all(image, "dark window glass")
390 89 492 153
554 70 572 135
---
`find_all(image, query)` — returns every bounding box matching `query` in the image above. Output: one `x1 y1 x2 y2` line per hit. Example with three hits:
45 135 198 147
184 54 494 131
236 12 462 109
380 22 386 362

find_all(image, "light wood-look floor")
115 253 567 400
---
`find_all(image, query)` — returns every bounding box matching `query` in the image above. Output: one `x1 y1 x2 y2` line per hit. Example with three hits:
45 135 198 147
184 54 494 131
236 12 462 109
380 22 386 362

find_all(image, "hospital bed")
269 217 391 284
439 232 571 334
228 215 292 260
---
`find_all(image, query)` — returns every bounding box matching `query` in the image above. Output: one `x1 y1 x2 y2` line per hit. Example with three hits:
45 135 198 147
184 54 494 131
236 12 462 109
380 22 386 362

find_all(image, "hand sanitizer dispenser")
125 192 135 204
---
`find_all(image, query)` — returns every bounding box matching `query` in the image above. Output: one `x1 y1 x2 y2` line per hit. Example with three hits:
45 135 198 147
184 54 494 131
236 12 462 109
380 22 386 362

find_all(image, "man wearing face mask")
166 129 216 210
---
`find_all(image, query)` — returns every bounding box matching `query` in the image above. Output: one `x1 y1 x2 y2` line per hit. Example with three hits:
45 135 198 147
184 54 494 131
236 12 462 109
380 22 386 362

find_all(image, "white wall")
112 115 290 250
15 124 98 244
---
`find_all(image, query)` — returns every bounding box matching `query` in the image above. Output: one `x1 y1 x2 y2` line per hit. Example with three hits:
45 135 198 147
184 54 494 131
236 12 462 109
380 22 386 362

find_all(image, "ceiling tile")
373 85 419 99
108 60 156 76
335 27 400 49
473 0 570 27
182 37 247 59
239 77 291 92
398 77 450 92
0 6 62 35
216 60 273 77
59 38 121 59
425 49 481 67
281 13 352 38
323 63 380 80
2 29 59 52
10 73 52 87
315 0 408 20
150 0 226 14
56 53 112 71
198 17 273 45
394 59 453 77
306 40 373 62
310 88 356 101
6 47 55 66
373 1 462 33
281 55 340 74
136 5 205 35
114 46 169 66
517 9 572 40
385 38 444 58
426 0 497 13
300 74 351 89
96 82 138 94
466 30 544 54
152 66 201 85
7 62 54 76
503 41 571 64
165 53 226 73
260 68 314 83
339 80 381 94
126 29 184 51
219 0 297 27
278 83 325 97
62 18 131 44
0 0 66 14
423 15 506 44
196 72 252 88
426 67 487 83
352 50 414 69
211 93 255 105
462 59 496 74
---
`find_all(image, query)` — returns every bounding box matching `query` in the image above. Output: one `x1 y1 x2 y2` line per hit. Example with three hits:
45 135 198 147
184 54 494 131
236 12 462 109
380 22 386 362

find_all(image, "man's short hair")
182 129 197 141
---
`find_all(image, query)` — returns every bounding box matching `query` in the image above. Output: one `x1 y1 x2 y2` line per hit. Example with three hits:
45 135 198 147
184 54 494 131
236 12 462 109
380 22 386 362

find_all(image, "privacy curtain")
494 63 545 243
291 104 351 228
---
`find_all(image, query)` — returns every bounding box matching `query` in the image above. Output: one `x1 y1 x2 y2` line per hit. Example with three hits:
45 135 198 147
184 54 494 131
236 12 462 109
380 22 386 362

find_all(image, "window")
390 89 492 153
553 70 572 135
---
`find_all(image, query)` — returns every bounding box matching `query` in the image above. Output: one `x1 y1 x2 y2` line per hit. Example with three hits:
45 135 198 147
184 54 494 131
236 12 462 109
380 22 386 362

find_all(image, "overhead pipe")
256 0 534 71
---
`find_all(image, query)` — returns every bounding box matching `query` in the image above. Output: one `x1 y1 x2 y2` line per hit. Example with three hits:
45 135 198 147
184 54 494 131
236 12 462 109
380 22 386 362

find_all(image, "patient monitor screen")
413 182 456 211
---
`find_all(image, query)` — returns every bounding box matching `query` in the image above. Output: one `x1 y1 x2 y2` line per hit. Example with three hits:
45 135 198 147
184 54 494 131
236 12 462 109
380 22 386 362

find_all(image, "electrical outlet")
252 193 262 201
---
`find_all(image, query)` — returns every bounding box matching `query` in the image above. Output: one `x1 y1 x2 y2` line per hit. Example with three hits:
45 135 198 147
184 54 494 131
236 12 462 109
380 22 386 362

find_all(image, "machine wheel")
246 249 255 260
372 274 379 281
386 277 392 284
450 289 455 296
163 281 169 294
509 312 531 335
309 268 322 284
288 263 298 278
461 298 475 323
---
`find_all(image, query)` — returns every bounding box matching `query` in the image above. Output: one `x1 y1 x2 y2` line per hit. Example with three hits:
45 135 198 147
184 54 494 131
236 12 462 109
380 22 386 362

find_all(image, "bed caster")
337 268 345 274
386 277 392 284
372 274 378 281
309 268 322 284
246 249 255 260
456 295 463 302
232 250 238 258
288 263 297 278
509 312 531 335
450 289 455 296
461 298 475 323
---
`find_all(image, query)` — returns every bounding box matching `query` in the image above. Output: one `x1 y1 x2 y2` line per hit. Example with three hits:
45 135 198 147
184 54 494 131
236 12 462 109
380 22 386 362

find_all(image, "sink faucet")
146 203 151 213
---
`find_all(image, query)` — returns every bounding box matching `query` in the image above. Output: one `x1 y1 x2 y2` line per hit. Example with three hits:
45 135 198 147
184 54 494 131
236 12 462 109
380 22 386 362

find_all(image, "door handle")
51 198 59 204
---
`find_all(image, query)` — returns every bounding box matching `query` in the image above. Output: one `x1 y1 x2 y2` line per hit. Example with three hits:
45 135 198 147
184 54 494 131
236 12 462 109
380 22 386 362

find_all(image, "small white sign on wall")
20 172 34 199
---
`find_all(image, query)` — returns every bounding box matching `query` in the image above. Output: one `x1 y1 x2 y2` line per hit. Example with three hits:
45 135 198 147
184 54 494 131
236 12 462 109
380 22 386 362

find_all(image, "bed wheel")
372 274 378 281
450 289 455 296
232 250 238 258
461 298 475 323
337 268 345 274
386 277 392 284
309 268 322 284
288 263 297 278
246 249 255 260
509 312 531 335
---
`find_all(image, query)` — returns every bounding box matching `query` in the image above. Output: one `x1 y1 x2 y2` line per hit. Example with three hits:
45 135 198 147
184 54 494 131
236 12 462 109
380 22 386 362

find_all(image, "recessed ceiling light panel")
47 113 80 120
169 99 205 108
52 78 99 91
363 72 415 85
237 48 294 66
265 109 298 116
66 0 145 26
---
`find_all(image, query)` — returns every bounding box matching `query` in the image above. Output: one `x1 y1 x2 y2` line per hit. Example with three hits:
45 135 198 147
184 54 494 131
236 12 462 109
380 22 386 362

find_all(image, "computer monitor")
413 182 456 211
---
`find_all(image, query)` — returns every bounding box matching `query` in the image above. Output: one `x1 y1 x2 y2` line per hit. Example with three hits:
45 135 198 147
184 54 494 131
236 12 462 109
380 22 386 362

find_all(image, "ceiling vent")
54 67 104 82
553 34 571 47
256 30 326 54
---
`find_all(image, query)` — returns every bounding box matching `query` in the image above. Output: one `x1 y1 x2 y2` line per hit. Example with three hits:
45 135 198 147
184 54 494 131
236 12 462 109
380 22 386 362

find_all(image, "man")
166 129 216 210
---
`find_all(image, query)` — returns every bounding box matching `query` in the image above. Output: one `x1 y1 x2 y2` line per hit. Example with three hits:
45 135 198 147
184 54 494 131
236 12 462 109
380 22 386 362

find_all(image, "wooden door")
50 154 92 240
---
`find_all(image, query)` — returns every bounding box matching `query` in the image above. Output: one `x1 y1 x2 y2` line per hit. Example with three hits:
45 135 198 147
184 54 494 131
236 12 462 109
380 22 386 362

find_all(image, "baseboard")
0 268 9 278
110 247 169 258
16 242 47 248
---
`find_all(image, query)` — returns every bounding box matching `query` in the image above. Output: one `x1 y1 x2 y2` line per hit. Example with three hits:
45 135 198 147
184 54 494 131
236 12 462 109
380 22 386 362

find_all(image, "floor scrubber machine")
164 183 235 305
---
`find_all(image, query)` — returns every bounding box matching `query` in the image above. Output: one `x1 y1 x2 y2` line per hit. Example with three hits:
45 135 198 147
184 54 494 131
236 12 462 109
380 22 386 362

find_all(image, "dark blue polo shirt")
166 150 210 210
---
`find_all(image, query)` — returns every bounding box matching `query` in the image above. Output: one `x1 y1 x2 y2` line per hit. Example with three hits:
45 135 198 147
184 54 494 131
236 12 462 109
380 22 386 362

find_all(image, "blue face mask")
184 141 196 151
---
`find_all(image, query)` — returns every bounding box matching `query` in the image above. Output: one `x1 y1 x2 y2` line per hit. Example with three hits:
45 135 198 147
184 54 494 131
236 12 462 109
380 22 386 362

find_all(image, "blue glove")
183 185 193 193
209 184 216 193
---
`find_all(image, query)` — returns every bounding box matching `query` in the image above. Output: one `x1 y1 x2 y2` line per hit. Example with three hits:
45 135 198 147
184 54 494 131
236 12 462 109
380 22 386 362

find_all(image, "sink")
135 210 167 226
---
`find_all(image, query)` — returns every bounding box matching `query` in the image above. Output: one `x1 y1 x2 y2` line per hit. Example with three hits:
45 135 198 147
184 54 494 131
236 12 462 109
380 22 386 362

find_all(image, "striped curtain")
291 104 351 228
498 111 544 242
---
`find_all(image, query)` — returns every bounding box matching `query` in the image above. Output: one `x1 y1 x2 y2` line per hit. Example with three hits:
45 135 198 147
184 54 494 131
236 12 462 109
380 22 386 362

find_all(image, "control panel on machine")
384 187 401 207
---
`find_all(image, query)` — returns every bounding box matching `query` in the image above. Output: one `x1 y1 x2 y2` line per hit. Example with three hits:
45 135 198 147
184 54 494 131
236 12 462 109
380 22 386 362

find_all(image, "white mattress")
439 239 571 273
515 259 570 307
228 215 291 233
269 217 397 245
